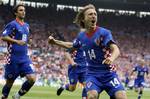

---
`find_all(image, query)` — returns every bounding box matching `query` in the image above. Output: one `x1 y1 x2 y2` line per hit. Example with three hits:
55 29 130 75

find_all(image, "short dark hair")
13 4 25 14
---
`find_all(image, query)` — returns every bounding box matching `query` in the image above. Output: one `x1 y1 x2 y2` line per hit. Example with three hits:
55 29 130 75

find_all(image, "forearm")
54 40 73 49
130 71 134 76
1 36 17 44
65 52 75 65
109 44 120 61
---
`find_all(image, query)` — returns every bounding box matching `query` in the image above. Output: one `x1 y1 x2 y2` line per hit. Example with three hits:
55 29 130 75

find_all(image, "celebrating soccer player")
48 34 87 99
71 4 127 99
49 4 127 99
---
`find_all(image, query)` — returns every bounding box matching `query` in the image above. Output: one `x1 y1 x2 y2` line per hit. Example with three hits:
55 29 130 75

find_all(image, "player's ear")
81 19 85 24
81 19 84 22
14 12 18 16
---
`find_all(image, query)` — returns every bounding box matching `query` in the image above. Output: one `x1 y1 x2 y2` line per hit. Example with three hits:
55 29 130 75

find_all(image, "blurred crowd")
0 4 150 87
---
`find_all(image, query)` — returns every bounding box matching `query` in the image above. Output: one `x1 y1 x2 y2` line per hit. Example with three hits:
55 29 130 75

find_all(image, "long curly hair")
74 4 96 28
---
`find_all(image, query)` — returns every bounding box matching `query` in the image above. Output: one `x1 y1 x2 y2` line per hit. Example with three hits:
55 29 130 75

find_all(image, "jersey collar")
86 26 98 38
16 18 24 26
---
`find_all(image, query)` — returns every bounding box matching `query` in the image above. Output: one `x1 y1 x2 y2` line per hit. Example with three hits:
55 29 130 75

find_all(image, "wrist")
109 56 116 62
53 39 57 44
14 39 18 44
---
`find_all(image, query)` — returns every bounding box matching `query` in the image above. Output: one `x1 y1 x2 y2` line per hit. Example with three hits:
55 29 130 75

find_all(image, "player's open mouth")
91 20 95 23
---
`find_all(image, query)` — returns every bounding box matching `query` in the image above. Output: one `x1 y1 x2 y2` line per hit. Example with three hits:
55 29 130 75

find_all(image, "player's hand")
71 62 77 67
71 50 77 57
16 40 26 45
28 38 32 44
102 57 114 65
109 64 117 72
48 36 55 44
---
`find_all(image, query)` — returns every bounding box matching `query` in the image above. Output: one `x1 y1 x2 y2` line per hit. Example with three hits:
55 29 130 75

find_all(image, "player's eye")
19 9 24 11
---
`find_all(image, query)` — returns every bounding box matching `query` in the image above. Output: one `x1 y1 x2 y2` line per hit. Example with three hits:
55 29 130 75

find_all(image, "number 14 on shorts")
110 78 120 88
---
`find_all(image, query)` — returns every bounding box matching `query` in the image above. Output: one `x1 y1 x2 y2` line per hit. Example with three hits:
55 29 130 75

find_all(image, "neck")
16 17 24 22
16 17 25 25
86 26 96 34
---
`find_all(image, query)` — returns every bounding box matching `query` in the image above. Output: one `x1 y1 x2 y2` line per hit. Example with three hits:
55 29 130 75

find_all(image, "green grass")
0 85 150 99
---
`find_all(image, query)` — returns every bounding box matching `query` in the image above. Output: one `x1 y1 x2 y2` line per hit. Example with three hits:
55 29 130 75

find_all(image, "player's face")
139 60 145 67
83 8 97 30
15 6 26 19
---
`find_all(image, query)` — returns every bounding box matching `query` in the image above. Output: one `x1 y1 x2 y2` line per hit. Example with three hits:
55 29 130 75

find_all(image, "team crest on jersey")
95 36 103 46
95 38 100 46
87 81 92 88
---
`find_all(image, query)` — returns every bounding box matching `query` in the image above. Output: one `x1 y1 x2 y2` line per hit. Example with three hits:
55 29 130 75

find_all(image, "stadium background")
0 0 150 98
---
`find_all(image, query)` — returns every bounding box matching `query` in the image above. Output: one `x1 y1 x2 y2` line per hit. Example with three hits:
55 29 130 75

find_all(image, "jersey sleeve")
2 23 15 37
66 48 77 58
66 48 75 54
102 29 115 47
146 67 149 75
73 38 82 49
26 23 30 34
133 66 137 72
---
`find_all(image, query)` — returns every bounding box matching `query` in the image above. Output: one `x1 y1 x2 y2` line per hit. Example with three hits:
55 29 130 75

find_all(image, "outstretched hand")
48 36 56 44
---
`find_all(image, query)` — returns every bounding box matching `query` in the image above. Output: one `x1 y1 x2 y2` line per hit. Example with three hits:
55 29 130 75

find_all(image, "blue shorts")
68 65 86 85
4 60 34 80
86 72 125 97
134 79 145 88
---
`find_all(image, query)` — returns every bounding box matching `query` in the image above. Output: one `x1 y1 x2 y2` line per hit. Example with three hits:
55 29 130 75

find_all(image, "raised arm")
48 36 73 49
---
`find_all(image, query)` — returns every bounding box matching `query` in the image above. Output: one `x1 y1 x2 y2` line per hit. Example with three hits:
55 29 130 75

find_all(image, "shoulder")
133 65 138 69
78 31 85 36
135 65 139 68
135 66 140 70
3 20 16 30
77 31 85 39
100 27 111 34
6 20 16 27
25 22 29 26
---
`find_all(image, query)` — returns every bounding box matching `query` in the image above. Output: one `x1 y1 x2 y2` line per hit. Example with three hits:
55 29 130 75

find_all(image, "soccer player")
1 4 36 99
131 59 149 99
49 34 117 99
57 50 87 99
124 71 129 88
48 37 87 99
72 4 127 99
48 4 127 99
